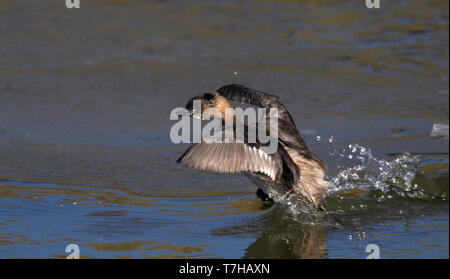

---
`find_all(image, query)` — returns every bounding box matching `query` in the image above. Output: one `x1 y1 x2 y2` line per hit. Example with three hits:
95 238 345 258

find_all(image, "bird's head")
185 91 233 120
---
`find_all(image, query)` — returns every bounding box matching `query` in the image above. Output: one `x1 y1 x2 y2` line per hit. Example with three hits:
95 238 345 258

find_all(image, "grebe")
177 84 330 210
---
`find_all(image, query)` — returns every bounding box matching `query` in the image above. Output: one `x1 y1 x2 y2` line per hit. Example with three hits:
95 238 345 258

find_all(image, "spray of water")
274 141 424 219
328 144 422 198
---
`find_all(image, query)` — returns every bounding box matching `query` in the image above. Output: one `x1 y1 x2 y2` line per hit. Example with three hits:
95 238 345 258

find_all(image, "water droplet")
316 136 321 141
327 145 421 199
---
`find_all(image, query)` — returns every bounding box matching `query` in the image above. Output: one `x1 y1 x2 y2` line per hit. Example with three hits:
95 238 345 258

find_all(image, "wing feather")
177 142 282 181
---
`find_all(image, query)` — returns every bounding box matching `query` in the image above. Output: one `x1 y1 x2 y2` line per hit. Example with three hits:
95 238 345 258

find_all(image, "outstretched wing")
177 142 282 181
217 84 329 205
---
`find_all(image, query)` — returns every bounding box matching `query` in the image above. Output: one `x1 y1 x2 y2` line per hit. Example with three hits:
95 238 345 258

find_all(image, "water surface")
0 0 448 258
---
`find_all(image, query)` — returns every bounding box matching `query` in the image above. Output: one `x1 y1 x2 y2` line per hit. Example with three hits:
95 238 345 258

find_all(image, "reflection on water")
0 154 447 258
0 0 448 258
0 179 270 258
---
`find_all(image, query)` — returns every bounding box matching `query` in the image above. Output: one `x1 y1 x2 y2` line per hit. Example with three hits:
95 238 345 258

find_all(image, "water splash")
272 193 325 224
268 143 431 219
328 144 422 198
271 192 343 227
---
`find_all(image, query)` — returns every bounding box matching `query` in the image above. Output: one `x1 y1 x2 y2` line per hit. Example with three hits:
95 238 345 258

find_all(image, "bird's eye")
203 93 214 101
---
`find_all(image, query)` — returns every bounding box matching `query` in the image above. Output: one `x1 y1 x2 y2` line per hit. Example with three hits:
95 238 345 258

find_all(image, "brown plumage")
177 84 330 209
